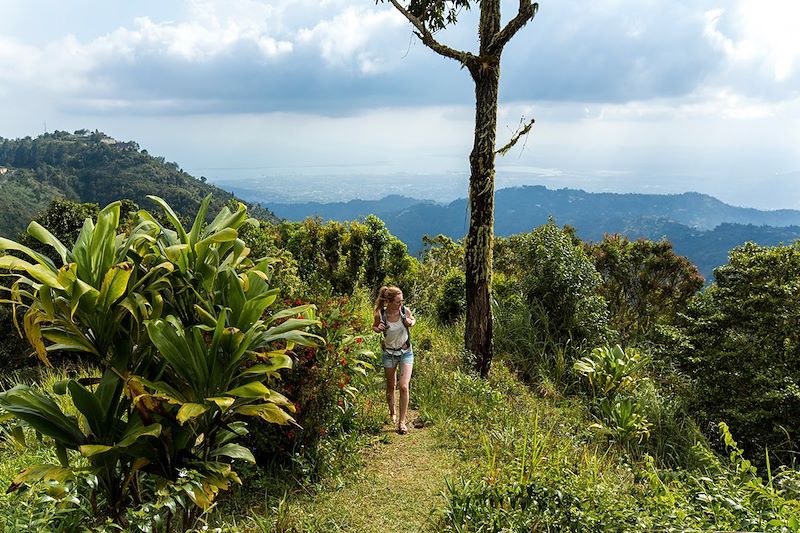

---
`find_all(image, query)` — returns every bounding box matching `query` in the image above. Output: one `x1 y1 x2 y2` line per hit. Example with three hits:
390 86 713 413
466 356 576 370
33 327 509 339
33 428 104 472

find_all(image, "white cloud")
705 1 800 83
0 37 39 82
99 14 293 63
297 6 404 73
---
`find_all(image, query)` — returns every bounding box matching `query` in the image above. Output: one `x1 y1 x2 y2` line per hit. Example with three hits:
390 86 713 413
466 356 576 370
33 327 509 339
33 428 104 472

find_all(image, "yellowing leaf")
80 444 114 457
235 403 295 426
176 403 209 424
206 396 235 411
225 381 270 399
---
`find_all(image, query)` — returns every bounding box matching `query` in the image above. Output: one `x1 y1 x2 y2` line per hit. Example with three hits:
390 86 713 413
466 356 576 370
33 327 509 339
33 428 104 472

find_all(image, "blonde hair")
374 286 402 312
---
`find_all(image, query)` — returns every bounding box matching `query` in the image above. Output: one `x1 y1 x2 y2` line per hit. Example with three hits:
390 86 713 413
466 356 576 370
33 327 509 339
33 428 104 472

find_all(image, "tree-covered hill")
0 130 277 237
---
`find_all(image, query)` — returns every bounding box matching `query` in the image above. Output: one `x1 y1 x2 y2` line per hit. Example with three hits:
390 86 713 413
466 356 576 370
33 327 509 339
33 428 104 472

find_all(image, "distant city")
210 170 800 210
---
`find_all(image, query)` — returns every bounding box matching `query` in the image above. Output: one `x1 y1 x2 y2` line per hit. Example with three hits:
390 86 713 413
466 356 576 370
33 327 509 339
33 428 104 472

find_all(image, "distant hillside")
267 186 800 280
0 130 277 237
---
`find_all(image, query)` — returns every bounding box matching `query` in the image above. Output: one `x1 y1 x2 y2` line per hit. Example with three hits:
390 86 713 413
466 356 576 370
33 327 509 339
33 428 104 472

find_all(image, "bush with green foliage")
493 222 608 387
435 268 466 325
574 345 647 399
1 199 101 370
246 294 378 479
674 241 800 464
574 345 652 448
587 234 703 344
275 215 417 300
0 196 318 528
412 234 464 317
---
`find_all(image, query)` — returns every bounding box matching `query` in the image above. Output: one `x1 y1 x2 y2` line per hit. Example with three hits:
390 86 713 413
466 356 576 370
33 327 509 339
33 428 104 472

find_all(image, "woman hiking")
372 286 416 434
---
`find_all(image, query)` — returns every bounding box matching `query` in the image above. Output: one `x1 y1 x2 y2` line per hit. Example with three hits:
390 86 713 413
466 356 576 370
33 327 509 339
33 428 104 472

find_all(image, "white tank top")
384 318 409 350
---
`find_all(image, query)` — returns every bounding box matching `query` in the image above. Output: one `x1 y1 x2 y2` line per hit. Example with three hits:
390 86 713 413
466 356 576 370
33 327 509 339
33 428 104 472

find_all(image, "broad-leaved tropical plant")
574 344 647 399
0 195 319 524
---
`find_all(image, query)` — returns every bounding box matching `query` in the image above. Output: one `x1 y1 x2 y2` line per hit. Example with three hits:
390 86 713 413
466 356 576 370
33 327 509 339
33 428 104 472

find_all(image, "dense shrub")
247 294 378 478
0 197 317 528
412 234 464 317
587 235 703 344
497 221 608 347
435 268 466 325
273 215 417 300
674 242 800 463
493 222 608 387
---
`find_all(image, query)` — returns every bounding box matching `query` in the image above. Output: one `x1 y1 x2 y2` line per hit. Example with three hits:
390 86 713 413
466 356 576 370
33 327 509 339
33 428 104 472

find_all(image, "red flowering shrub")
247 296 375 471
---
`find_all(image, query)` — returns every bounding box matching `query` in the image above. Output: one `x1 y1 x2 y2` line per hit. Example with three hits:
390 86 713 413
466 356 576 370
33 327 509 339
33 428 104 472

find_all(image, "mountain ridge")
264 185 800 280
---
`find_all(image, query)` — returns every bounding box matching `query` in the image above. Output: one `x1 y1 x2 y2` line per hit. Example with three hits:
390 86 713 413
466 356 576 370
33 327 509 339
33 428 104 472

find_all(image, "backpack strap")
401 305 412 349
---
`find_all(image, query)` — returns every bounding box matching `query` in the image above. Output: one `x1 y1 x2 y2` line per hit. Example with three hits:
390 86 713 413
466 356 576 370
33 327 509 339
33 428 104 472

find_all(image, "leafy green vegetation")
1 167 800 530
0 131 277 238
0 197 317 528
671 241 800 464
265 186 800 280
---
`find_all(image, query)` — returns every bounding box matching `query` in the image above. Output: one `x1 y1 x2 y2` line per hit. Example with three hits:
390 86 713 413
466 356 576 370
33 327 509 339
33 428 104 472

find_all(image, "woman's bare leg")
397 363 413 429
384 366 397 421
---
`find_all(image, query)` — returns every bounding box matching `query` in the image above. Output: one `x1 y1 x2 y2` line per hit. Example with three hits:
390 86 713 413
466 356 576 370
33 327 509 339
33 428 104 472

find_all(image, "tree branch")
496 116 535 156
386 0 474 65
488 1 538 55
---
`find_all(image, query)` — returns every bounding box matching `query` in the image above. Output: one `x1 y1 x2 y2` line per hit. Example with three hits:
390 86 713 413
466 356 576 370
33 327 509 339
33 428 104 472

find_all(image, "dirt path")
289 411 458 532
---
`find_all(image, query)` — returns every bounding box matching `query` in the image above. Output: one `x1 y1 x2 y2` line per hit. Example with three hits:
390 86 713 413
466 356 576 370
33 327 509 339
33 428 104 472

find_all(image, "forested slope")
0 130 277 236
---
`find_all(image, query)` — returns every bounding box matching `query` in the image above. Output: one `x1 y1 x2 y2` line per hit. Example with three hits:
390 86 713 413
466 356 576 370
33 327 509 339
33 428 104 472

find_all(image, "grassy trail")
285 411 457 532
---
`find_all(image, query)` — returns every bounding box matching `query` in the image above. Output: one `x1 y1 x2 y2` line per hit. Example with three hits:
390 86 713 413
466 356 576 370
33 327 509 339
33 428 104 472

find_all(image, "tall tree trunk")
465 1 501 378
383 0 537 379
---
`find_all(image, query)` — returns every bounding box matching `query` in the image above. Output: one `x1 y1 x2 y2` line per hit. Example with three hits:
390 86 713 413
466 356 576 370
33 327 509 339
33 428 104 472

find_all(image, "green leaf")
207 202 247 235
189 194 212 247
225 382 270 399
117 422 162 448
8 464 75 492
210 443 255 463
0 237 58 271
206 397 235 411
0 386 86 447
176 403 209 424
68 279 99 318
240 355 293 377
97 262 133 310
67 380 106 437
147 195 189 244
216 421 248 446
263 329 323 347
265 390 294 411
0 256 64 290
89 202 122 285
41 329 100 356
26 222 69 265
79 444 114 457
267 304 317 323
146 317 201 386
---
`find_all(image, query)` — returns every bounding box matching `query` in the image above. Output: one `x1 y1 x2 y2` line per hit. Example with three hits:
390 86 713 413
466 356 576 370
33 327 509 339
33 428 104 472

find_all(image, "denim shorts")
382 347 414 368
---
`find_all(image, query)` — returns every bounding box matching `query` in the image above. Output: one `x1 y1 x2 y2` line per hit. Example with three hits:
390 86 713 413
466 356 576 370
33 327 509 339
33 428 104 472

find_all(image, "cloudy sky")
1 0 799 209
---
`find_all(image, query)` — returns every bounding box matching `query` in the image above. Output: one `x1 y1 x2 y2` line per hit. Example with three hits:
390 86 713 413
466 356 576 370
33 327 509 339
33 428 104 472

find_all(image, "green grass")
2 314 799 531
239 413 456 533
